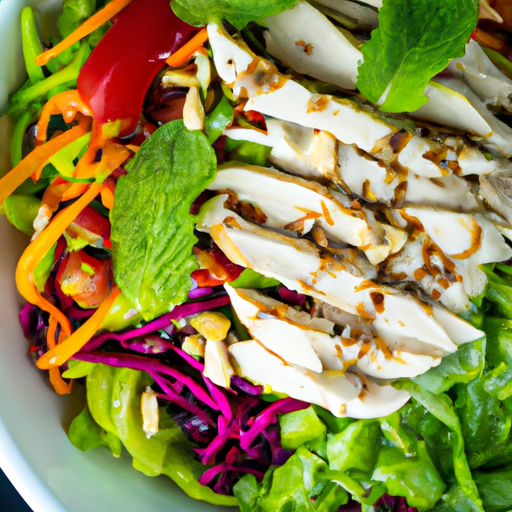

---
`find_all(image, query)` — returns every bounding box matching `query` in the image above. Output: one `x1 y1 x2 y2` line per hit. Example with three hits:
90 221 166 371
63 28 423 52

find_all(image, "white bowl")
0 2 232 510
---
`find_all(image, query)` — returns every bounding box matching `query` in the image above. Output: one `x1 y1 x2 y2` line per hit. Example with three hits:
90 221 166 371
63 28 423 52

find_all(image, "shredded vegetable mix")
6 0 512 511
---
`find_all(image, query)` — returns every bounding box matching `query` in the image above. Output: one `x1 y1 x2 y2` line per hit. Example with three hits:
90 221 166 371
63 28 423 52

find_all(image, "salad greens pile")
6 0 512 511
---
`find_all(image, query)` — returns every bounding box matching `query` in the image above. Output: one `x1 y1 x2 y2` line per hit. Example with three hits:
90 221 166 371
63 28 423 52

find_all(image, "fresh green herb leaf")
172 0 298 30
111 120 217 321
357 0 478 113
230 268 280 289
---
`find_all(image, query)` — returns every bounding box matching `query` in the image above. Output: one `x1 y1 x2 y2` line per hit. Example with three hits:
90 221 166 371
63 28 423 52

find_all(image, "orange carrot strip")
49 367 72 394
15 183 103 335
36 0 134 66
37 90 91 144
61 141 130 202
100 187 115 209
0 125 87 207
47 316 73 395
37 287 121 369
166 27 208 68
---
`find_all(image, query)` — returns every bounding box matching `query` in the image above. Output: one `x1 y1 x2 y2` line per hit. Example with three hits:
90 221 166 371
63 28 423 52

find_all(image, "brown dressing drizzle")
320 200 335 226
295 39 314 55
370 291 385 314
450 218 483 260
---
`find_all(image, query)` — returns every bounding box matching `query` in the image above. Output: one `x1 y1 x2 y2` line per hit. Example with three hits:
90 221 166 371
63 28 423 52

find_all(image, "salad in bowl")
3 0 512 510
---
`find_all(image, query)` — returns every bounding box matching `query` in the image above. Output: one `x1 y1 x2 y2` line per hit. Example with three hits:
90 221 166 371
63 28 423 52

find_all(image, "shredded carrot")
47 317 73 395
40 182 71 216
36 0 134 66
0 125 87 208
15 183 103 336
100 187 115 209
61 141 130 202
125 144 139 153
166 27 208 68
37 287 121 369
37 90 91 144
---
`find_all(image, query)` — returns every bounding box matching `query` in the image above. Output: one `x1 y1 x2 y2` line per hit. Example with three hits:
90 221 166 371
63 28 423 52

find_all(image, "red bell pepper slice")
77 0 199 130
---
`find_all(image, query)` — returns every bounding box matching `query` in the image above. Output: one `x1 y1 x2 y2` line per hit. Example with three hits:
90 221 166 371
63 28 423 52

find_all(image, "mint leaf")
111 121 216 321
357 0 478 113
172 0 298 30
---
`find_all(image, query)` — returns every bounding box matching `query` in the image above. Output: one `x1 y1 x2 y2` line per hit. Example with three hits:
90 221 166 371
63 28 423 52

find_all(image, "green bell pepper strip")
8 42 91 114
21 7 45 84
10 108 36 167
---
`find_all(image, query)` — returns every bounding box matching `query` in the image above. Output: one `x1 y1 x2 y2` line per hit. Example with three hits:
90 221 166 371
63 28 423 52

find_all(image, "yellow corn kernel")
190 312 231 342
141 386 159 438
182 334 206 358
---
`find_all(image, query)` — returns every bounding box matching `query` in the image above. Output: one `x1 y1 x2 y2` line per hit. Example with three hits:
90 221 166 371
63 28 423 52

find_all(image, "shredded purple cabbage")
231 375 264 395
338 496 419 512
188 286 216 299
19 303 46 340
84 295 230 351
278 286 307 306
73 351 220 411
374 495 418 512
240 397 309 450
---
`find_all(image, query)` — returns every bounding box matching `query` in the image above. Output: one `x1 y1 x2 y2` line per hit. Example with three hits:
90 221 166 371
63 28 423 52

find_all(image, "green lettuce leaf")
234 447 330 511
279 406 326 449
172 0 298 30
326 420 381 475
111 120 217 321
395 380 484 511
372 443 445 511
483 317 512 368
473 468 512 512
68 405 123 457
413 337 486 394
357 0 478 113
454 374 512 469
